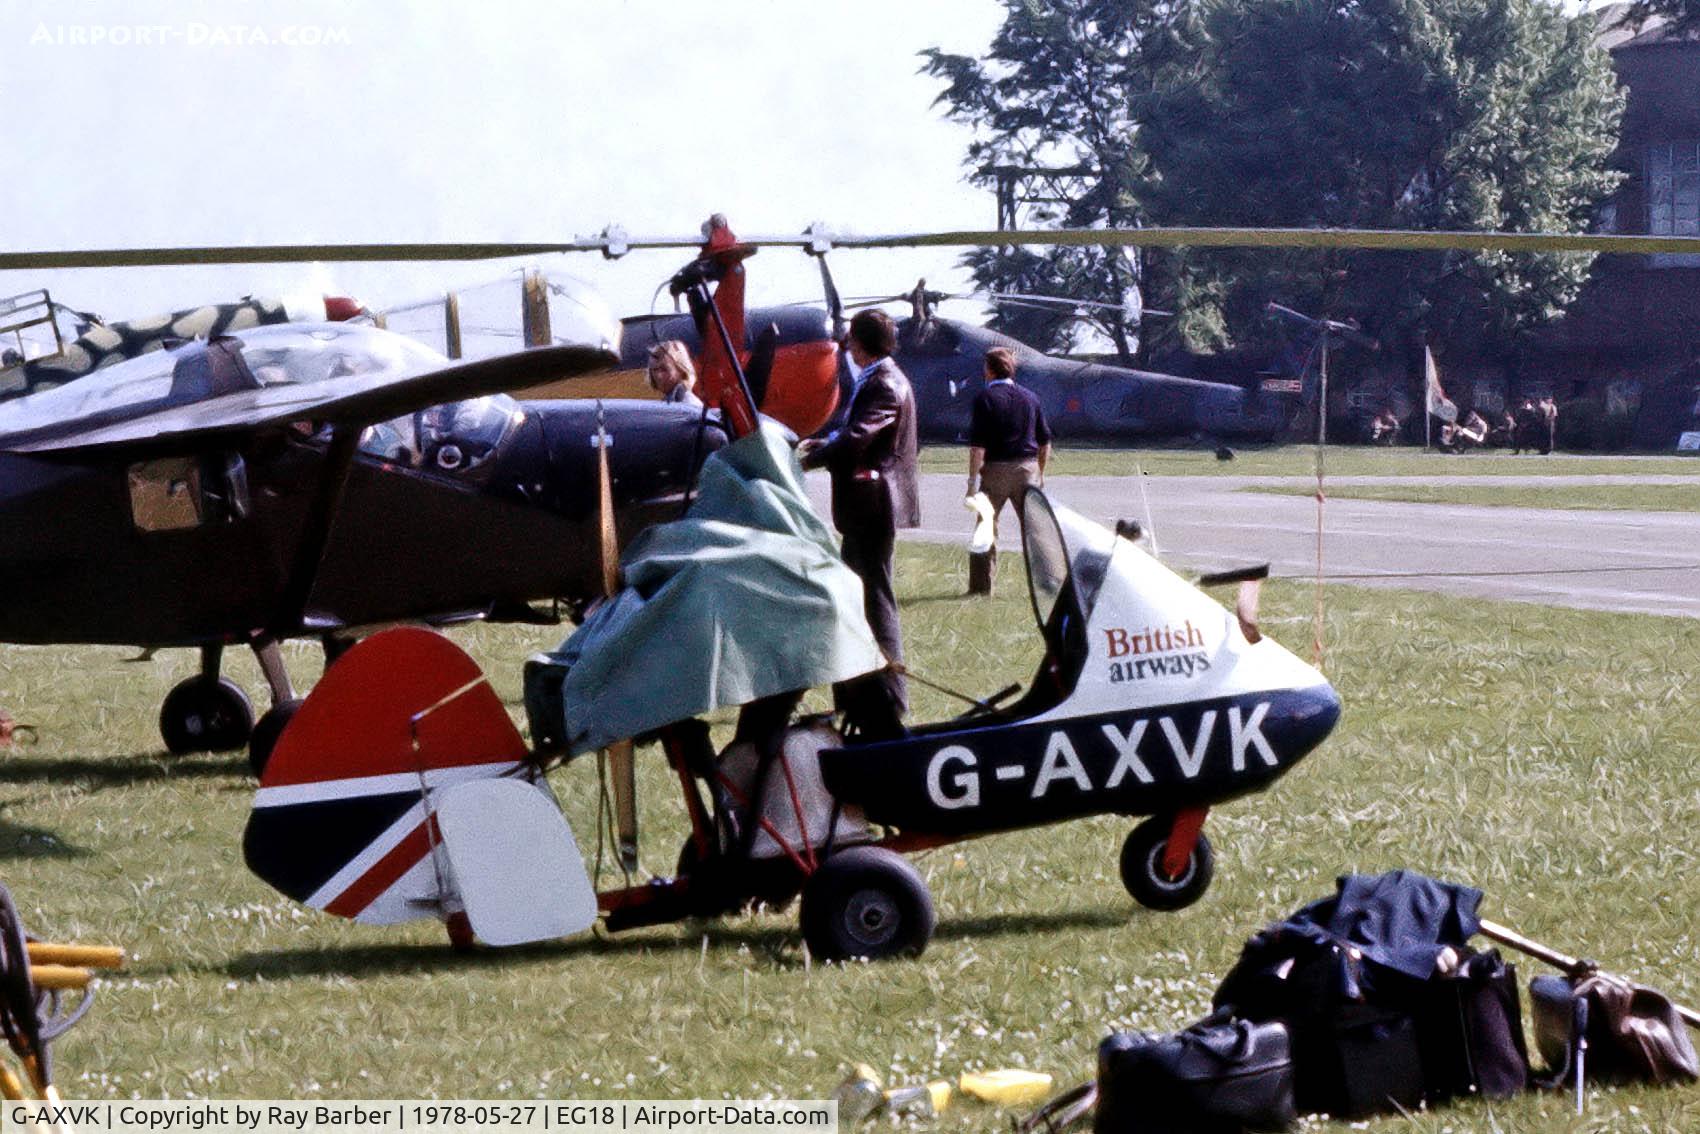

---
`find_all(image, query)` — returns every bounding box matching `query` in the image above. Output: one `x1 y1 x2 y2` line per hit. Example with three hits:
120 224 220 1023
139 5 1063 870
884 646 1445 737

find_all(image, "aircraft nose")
1277 680 1341 758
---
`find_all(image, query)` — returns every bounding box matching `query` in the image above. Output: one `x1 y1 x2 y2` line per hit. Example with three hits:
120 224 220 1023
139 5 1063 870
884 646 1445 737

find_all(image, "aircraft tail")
243 627 595 945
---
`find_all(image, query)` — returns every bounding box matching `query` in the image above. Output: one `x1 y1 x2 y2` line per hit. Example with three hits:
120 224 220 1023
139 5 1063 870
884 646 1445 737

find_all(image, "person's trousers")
969 458 1040 595
838 520 907 732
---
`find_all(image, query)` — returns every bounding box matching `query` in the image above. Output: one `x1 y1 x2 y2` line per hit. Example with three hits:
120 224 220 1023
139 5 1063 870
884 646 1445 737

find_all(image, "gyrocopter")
239 222 1342 961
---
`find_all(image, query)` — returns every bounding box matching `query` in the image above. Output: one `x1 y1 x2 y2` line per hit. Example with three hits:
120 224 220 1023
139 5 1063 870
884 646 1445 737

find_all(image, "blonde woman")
646 340 703 409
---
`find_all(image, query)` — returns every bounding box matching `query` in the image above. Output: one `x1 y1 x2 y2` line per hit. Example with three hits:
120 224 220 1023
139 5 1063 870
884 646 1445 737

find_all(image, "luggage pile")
1032 871 1697 1133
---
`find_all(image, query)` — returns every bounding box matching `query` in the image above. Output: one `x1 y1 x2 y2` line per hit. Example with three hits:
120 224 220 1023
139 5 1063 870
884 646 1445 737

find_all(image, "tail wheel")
800 846 935 962
1120 817 1214 911
248 698 303 779
159 676 254 755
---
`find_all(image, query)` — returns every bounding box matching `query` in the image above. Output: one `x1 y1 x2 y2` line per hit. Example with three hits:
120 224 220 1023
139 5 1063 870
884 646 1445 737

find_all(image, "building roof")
1594 2 1699 51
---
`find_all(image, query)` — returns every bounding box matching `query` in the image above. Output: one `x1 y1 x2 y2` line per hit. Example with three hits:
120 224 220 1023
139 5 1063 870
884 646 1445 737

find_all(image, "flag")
1425 346 1458 424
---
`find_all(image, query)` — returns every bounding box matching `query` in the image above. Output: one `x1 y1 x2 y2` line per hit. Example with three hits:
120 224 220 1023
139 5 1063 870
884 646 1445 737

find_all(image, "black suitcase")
1415 949 1529 1102
1213 930 1424 1118
1096 1014 1296 1134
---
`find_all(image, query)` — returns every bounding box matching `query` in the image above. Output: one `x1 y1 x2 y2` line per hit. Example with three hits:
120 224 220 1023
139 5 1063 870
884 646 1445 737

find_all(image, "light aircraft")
0 222 824 769
0 315 720 769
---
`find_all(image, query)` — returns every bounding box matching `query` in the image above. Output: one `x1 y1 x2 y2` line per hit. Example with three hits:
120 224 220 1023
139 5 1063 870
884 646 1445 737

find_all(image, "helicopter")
607 273 1295 444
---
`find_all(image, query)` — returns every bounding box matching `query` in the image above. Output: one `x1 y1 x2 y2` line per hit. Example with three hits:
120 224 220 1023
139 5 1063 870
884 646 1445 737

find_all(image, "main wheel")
159 676 254 755
799 846 935 962
1120 818 1214 911
248 698 303 778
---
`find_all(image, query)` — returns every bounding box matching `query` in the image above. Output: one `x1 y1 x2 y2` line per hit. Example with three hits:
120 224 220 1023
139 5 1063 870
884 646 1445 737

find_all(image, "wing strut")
266 423 364 641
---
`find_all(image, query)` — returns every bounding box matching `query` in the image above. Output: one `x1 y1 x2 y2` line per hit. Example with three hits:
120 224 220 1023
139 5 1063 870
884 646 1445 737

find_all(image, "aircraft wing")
0 343 617 457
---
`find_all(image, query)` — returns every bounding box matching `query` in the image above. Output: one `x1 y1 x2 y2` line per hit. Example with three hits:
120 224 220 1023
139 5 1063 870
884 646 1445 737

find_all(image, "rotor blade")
814 226 1700 256
817 256 845 339
992 291 1171 316
0 239 706 271
12 224 1696 272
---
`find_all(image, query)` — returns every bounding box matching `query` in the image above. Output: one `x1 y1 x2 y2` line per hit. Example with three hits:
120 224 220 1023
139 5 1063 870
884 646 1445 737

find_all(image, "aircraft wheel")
800 846 934 962
248 699 303 779
159 676 253 756
1120 818 1214 911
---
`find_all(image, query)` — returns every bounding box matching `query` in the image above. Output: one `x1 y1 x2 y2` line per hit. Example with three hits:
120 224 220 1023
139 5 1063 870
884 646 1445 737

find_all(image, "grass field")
917 443 1700 479
2 542 1698 1131
1247 482 1700 512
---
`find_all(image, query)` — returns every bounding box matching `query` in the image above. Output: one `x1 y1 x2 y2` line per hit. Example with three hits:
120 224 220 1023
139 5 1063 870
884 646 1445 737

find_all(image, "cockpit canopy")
0 323 447 442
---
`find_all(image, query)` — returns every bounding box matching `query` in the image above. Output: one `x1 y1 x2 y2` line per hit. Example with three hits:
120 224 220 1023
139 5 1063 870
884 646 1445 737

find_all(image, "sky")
0 0 1007 333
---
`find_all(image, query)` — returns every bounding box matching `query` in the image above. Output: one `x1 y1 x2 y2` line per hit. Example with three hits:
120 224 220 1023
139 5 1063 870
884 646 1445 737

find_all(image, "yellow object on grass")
958 1068 1053 1107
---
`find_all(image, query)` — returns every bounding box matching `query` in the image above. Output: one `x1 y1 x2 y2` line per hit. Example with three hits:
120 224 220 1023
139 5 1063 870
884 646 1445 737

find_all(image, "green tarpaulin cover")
544 423 882 756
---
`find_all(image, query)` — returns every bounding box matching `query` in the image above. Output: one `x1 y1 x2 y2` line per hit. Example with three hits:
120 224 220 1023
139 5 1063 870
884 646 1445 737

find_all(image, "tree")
1140 0 1626 361
925 0 1626 369
921 0 1202 358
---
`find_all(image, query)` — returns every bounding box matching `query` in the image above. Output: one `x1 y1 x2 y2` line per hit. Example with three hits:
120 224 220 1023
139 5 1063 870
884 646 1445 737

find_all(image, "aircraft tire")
248 699 303 779
159 676 254 756
1120 819 1214 912
799 846 934 962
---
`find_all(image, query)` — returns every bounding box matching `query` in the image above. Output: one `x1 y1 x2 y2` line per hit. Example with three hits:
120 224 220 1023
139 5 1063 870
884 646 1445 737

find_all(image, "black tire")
1120 818 1214 911
248 698 303 779
799 846 935 962
159 676 254 755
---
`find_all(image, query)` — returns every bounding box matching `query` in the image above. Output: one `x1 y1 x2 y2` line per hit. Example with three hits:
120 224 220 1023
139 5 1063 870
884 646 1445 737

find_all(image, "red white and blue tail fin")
243 627 595 943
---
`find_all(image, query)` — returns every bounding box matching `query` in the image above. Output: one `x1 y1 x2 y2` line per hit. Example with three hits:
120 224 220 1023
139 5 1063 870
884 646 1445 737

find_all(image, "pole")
1312 333 1328 668
594 403 639 875
1478 919 1700 1031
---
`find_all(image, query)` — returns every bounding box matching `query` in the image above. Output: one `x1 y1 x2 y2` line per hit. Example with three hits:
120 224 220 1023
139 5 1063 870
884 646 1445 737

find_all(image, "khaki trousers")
969 458 1040 594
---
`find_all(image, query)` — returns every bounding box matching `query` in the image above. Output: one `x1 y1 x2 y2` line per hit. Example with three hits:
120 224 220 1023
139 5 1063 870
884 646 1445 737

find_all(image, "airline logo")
1102 619 1210 682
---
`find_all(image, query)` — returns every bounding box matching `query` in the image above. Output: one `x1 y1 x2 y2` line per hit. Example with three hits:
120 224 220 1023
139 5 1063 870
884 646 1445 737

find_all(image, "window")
1647 142 1700 267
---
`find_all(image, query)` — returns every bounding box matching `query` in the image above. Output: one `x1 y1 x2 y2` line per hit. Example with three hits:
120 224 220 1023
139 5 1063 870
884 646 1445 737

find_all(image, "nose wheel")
800 846 935 962
159 676 254 755
1120 813 1214 911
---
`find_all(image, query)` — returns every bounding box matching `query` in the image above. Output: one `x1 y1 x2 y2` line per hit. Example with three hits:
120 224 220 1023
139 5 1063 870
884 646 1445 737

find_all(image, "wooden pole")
594 405 639 873
1478 919 1700 1030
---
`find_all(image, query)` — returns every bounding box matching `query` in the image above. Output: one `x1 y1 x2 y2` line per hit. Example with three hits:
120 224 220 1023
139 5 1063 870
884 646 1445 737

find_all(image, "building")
1501 6 1700 447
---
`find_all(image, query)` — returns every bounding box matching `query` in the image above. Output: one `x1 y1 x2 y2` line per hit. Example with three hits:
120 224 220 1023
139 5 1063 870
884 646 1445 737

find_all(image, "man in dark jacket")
798 309 919 731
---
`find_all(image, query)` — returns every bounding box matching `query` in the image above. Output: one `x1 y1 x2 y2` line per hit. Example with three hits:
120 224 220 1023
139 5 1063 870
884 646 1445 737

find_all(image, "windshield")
0 322 446 440
360 394 525 481
1022 488 1071 633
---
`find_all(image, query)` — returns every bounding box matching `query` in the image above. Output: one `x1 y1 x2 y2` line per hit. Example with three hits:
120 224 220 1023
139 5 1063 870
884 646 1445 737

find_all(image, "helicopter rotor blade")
816 256 846 340
10 223 1696 273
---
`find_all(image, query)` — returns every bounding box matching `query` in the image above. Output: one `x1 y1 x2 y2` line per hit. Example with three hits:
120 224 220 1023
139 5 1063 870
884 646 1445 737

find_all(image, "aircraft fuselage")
0 399 722 647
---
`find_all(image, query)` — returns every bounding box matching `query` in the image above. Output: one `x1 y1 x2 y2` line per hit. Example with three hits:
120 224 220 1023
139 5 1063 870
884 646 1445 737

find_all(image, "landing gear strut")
155 638 310 774
247 636 301 778
1119 809 1214 912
